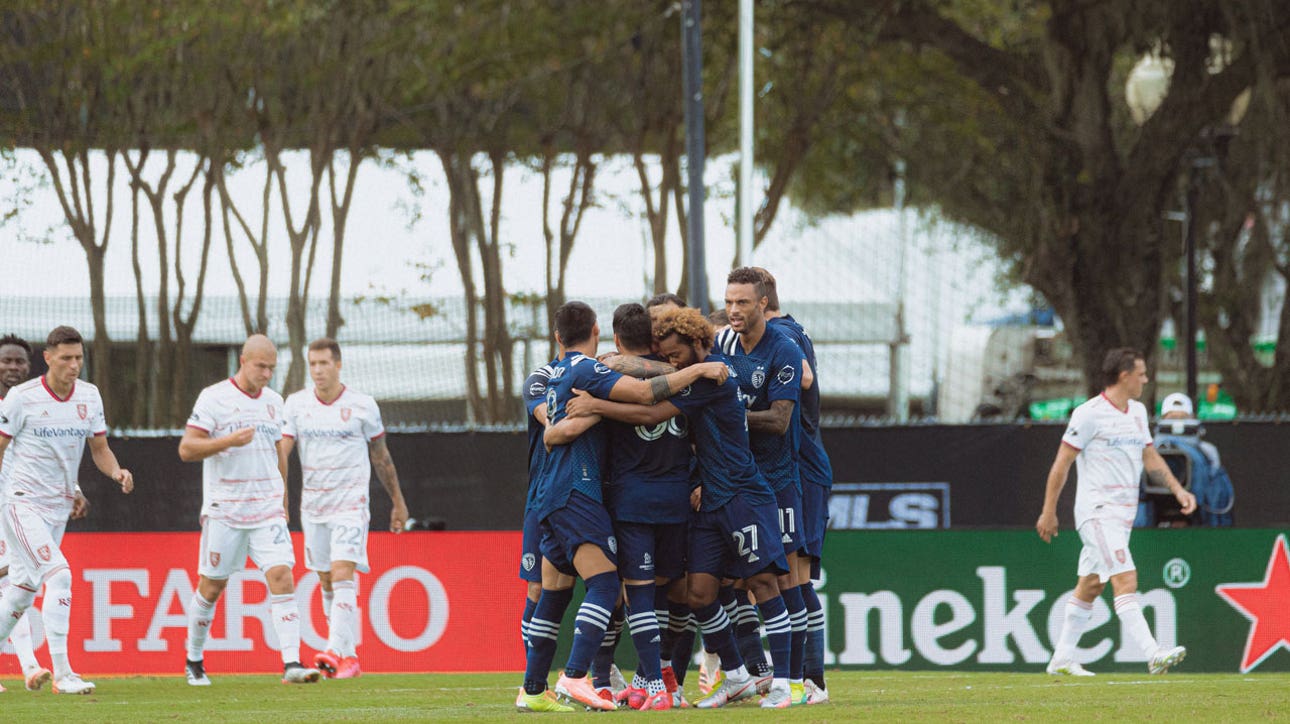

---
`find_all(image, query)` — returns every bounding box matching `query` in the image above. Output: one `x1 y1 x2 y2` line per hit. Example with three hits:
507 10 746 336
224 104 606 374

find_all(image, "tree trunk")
439 150 485 423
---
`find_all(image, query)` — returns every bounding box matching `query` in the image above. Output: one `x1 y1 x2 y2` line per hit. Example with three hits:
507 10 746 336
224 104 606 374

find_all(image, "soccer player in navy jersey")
517 301 728 713
564 307 796 709
715 267 809 705
517 359 556 646
756 267 832 704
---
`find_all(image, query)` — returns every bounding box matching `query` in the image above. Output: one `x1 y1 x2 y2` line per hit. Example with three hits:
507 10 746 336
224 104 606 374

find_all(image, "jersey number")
731 524 760 563
333 525 363 546
778 506 796 535
270 524 288 545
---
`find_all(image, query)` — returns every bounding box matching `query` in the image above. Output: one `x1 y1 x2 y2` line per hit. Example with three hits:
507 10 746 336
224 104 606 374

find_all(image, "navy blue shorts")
519 507 542 583
539 490 618 576
688 494 788 580
615 520 687 581
800 482 829 562
775 484 806 556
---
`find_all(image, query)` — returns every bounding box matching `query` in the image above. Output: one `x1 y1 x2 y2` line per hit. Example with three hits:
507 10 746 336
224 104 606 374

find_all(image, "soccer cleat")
184 659 211 686
609 663 627 694
790 681 806 705
640 689 674 711
282 661 322 684
334 656 361 679
25 667 52 692
1046 660 1095 677
761 682 793 709
615 686 646 710
1148 645 1187 675
698 652 722 694
755 673 773 695
695 672 757 709
516 688 576 713
597 687 616 707
804 680 830 705
555 672 616 711
314 649 342 678
660 665 678 694
52 674 96 695
672 691 690 708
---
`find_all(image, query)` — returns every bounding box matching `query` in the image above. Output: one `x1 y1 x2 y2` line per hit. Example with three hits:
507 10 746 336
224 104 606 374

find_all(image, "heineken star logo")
1215 534 1290 673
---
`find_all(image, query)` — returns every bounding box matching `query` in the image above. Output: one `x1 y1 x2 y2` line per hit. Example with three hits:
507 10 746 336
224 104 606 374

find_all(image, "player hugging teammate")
513 267 833 711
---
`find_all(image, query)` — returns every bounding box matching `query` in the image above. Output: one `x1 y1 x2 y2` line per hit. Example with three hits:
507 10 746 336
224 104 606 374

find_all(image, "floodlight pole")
682 0 709 313
737 0 754 268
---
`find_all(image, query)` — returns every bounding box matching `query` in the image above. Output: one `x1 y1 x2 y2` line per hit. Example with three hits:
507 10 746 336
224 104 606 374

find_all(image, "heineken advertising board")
815 529 1290 673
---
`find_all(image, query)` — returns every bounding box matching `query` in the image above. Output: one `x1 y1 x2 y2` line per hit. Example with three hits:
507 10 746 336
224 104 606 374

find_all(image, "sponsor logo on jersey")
340 407 352 422
777 365 796 385
77 403 87 420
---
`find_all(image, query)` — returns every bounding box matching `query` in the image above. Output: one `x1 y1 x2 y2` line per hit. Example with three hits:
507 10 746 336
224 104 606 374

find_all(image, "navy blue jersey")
533 352 625 521
604 399 693 525
716 325 803 492
522 361 558 511
667 351 773 512
768 315 833 489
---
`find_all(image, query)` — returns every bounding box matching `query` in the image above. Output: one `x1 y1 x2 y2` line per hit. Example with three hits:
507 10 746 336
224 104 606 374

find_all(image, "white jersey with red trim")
187 378 286 527
1061 393 1153 528
0 395 13 494
0 377 107 522
283 386 384 523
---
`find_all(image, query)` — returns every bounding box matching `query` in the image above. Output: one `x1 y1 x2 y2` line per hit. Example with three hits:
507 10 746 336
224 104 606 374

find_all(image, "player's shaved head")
242 334 277 358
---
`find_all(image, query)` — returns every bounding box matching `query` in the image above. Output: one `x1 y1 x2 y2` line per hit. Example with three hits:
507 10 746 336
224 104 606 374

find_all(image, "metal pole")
1184 166 1200 405
737 0 754 268
682 0 709 313
889 112 910 422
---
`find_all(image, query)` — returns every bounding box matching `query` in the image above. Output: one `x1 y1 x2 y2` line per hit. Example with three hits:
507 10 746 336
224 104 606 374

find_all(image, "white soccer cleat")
25 667 53 692
761 681 793 709
185 659 211 686
52 674 96 695
1046 660 1095 676
804 680 831 704
695 672 757 709
281 662 322 684
1148 645 1187 675
608 662 627 694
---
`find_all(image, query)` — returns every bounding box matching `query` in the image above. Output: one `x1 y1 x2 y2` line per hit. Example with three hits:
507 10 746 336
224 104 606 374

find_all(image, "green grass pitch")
1 670 1286 721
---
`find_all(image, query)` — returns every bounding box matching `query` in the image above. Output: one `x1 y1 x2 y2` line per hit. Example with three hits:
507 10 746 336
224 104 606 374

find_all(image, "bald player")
178 335 320 685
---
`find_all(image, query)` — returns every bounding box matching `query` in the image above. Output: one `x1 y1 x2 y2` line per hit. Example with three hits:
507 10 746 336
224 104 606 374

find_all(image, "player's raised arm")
179 425 254 462
566 387 681 426
1036 443 1079 542
599 354 677 379
607 361 727 405
88 435 133 493
1143 446 1197 515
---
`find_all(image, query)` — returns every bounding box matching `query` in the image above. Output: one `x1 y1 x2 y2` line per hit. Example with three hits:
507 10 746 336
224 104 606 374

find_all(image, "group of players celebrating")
0 328 408 693
516 267 833 711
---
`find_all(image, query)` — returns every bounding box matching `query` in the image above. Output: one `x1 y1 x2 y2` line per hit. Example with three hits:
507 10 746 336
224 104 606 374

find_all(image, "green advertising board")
815 529 1290 673
552 529 1289 675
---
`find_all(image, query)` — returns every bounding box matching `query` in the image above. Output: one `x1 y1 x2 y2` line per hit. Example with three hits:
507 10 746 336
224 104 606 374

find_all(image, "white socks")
1115 593 1159 658
326 580 358 657
269 593 302 664
42 569 73 678
1051 596 1093 663
185 593 217 662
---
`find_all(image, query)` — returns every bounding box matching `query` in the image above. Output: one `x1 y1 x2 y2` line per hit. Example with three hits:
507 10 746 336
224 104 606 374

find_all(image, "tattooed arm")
599 354 677 379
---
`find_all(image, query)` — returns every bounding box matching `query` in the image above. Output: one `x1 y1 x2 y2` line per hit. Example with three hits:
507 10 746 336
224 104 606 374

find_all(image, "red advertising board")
0 532 526 675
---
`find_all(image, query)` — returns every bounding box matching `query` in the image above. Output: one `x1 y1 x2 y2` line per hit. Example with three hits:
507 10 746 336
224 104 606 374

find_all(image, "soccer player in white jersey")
281 338 408 679
1037 348 1197 676
178 334 320 686
0 326 134 695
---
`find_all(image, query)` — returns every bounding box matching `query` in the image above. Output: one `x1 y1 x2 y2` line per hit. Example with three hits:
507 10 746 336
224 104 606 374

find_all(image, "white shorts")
1 502 69 590
1076 518 1136 582
302 514 370 573
198 517 297 579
